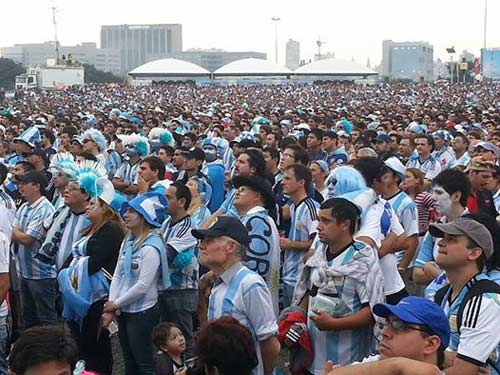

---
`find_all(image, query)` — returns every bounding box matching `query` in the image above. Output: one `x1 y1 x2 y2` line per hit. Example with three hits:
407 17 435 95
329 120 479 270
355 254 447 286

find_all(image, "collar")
28 196 47 209
219 261 244 285
243 206 266 216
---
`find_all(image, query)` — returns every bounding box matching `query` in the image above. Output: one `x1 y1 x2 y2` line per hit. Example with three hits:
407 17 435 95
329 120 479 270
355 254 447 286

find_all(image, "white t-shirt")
0 231 9 317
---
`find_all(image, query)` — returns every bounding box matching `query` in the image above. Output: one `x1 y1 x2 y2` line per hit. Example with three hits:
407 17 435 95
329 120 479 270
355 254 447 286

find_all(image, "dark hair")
77 151 98 162
453 133 469 146
285 163 312 190
320 198 360 235
41 129 55 144
259 124 272 135
414 134 435 151
263 147 280 162
184 132 197 143
323 131 338 140
171 181 192 210
432 169 470 207
9 326 79 374
60 126 78 138
0 163 8 185
160 145 175 156
141 156 165 180
309 128 324 140
352 157 384 188
284 144 309 165
240 148 267 179
152 322 181 349
15 161 35 173
195 317 258 375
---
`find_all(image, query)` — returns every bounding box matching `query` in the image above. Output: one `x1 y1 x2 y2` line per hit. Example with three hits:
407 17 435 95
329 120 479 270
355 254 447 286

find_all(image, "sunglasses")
378 319 431 334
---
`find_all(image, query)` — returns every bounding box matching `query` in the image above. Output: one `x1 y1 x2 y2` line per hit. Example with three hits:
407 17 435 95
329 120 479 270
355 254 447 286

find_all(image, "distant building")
0 42 121 76
146 49 266 73
314 51 335 62
285 39 300 70
381 40 434 81
100 24 182 74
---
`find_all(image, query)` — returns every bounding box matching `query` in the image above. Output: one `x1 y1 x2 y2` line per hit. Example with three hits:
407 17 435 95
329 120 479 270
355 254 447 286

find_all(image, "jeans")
282 283 296 308
20 278 57 328
118 304 159 375
159 289 197 351
0 315 10 375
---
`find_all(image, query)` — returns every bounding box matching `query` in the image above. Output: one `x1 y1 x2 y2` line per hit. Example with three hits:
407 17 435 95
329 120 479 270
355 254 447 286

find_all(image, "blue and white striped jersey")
208 262 278 375
162 215 198 290
113 160 141 199
14 197 55 279
406 154 442 180
240 206 281 315
283 197 319 287
307 241 375 373
454 152 471 168
432 145 456 170
190 205 211 229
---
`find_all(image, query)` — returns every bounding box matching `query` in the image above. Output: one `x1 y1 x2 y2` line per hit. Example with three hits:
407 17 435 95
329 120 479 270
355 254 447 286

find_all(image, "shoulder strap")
456 279 500 334
434 284 451 306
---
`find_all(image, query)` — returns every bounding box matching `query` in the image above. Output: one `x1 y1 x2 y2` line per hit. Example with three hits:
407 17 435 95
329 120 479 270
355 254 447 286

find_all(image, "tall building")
481 48 500 80
101 24 182 74
381 40 434 81
146 49 266 72
285 39 300 70
0 42 121 76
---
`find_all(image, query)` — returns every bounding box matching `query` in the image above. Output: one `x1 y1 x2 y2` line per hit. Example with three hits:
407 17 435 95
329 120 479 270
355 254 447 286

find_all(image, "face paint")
431 184 452 216
327 176 338 199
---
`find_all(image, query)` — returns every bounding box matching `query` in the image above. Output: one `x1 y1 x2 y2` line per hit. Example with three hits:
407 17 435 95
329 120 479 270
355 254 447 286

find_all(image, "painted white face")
431 184 452 216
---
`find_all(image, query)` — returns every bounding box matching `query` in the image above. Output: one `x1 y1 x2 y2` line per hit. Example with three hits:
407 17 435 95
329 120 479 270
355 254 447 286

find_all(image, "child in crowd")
153 322 187 375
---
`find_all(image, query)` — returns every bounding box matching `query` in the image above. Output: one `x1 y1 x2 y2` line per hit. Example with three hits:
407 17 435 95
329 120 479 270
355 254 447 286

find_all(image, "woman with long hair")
403 168 436 238
57 175 126 375
103 192 171 375
186 176 211 229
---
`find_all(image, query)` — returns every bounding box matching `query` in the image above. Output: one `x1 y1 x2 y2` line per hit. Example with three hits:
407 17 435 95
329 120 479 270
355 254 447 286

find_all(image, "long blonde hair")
83 198 126 237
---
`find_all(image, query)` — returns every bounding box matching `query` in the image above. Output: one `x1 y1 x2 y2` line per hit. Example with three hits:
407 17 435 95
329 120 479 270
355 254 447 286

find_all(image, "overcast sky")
2 0 499 66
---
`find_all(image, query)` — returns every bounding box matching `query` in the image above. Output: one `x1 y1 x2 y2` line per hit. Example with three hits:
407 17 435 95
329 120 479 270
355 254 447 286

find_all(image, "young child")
153 322 187 375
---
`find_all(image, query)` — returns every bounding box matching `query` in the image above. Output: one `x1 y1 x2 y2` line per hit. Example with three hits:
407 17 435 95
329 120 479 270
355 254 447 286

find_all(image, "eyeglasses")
378 319 431 334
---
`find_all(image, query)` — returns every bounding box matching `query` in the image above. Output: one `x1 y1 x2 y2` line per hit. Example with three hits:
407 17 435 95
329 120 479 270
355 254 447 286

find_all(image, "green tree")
82 64 122 83
0 58 25 89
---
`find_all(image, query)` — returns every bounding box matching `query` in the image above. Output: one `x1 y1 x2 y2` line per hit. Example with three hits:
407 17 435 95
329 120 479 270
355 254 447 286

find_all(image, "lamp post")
446 46 456 83
271 17 280 64
484 0 488 50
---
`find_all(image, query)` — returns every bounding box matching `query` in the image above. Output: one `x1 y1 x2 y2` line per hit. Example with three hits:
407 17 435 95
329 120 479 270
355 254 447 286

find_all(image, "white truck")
15 65 84 90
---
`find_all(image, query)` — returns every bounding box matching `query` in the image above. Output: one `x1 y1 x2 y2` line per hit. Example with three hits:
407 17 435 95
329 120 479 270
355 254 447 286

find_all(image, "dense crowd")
0 81 500 375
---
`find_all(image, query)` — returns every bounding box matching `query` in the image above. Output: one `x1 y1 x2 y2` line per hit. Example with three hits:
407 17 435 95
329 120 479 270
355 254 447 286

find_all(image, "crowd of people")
0 80 500 375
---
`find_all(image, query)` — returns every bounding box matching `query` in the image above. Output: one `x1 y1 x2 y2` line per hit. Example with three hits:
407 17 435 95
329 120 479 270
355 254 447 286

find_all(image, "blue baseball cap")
192 216 250 247
374 133 391 143
373 296 450 349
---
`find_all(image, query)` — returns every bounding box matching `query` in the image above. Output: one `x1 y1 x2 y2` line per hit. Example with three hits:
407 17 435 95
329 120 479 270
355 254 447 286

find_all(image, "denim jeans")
20 278 57 328
118 304 159 375
282 283 296 308
0 315 10 375
159 289 197 351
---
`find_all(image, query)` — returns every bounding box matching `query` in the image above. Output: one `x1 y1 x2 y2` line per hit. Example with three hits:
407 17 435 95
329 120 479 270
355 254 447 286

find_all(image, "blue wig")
326 166 366 199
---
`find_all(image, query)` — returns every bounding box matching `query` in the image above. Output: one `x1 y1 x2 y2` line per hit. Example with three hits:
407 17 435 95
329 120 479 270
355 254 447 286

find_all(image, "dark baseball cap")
16 170 48 189
192 216 250 247
429 217 493 259
374 133 391 143
182 147 205 161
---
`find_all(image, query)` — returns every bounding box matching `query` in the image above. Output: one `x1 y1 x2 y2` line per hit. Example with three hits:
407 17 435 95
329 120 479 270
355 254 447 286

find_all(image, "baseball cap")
429 217 494 259
16 170 48 189
374 133 391 143
475 142 500 159
465 157 495 173
182 147 205 161
384 156 406 181
25 148 47 160
192 216 250 247
373 296 450 349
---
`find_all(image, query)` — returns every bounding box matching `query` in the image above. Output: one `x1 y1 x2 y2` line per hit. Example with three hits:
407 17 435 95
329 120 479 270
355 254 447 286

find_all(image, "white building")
0 42 121 76
381 40 434 81
285 39 300 70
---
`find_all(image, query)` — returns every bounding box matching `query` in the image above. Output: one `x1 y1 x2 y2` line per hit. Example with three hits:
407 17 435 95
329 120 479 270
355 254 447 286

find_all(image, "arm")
378 232 398 258
0 274 9 306
279 237 314 252
0 236 10 305
323 357 441 375
12 226 36 247
310 306 374 331
112 177 129 191
444 358 480 375
399 234 418 270
413 233 438 285
260 336 281 375
122 183 139 195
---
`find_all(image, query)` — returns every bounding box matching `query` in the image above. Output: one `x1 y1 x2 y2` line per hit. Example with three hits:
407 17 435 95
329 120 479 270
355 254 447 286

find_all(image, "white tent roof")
214 58 291 76
294 58 377 76
129 58 210 76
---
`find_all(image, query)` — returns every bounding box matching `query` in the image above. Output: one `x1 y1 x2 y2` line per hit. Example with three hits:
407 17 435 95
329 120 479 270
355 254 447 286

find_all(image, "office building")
381 40 434 81
100 24 182 74
0 42 121 76
285 39 300 70
481 48 500 80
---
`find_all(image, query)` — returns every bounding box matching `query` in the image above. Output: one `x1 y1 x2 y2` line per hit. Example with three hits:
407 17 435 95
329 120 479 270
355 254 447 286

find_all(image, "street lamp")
446 46 456 83
271 17 280 64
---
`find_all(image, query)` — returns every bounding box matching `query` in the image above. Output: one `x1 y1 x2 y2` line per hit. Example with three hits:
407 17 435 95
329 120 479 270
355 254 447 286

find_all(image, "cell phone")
108 321 119 336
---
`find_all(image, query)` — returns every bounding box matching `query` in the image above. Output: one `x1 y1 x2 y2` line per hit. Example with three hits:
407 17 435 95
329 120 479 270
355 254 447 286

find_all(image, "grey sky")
2 0 499 67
